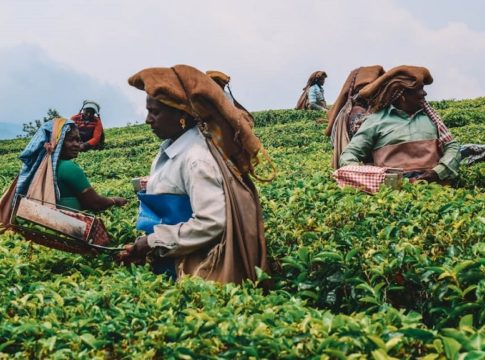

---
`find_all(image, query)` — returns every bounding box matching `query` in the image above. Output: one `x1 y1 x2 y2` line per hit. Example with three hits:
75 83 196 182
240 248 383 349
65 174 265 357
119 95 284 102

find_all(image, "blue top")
308 84 325 104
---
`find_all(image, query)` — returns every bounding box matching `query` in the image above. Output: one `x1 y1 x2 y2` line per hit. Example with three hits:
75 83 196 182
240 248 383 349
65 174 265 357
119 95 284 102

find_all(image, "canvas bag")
0 176 19 232
26 118 67 204
0 118 64 232
177 139 269 284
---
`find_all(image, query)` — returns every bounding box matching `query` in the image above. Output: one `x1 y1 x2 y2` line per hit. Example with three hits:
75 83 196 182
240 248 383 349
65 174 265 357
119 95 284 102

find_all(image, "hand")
117 236 150 265
110 197 128 207
416 170 439 183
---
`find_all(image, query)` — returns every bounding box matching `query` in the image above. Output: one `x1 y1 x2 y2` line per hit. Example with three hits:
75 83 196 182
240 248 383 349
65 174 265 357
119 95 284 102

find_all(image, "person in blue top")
295 70 329 111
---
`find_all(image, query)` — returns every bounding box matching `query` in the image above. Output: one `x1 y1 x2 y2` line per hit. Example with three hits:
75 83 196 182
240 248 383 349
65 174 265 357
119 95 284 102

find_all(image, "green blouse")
56 160 91 210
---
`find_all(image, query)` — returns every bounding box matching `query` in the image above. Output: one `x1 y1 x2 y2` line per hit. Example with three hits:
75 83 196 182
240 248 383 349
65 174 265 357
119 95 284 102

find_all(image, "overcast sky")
0 0 484 138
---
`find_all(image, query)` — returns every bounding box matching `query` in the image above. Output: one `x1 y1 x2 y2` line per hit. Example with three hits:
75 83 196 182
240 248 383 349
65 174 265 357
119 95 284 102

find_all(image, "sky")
0 0 484 139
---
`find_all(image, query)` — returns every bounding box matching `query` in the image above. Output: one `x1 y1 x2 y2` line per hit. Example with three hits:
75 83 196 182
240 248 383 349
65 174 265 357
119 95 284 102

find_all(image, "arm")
432 139 461 180
78 188 127 212
60 161 126 211
339 116 377 167
320 89 328 109
86 117 104 147
147 158 226 257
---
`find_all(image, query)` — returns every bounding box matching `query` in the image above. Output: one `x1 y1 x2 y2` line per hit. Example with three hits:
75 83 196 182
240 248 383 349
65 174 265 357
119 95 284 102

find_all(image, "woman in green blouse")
57 124 127 211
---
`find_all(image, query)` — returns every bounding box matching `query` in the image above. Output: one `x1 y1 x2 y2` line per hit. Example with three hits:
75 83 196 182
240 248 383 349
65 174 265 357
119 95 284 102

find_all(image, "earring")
180 118 186 129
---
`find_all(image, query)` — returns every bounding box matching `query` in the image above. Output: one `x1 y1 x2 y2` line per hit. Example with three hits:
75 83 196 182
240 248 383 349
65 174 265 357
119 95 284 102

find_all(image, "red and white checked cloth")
333 165 388 194
421 100 453 145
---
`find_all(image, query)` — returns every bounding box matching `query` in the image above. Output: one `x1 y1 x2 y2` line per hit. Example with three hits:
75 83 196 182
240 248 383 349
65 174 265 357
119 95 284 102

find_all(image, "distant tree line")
20 109 60 137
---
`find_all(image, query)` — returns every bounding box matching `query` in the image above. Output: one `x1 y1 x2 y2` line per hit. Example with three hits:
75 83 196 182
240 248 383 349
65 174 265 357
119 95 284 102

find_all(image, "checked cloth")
421 100 453 146
333 165 388 194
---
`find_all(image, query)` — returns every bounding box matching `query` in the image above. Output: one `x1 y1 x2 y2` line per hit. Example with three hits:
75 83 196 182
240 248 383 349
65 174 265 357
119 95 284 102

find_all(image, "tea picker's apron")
373 139 441 178
136 192 192 278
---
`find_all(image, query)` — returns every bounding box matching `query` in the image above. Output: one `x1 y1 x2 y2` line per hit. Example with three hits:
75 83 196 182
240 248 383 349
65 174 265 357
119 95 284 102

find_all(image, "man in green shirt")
339 66 460 182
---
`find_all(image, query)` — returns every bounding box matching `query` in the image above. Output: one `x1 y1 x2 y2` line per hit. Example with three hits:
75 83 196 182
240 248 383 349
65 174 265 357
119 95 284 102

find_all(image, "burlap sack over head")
325 65 385 136
128 65 270 180
359 65 433 113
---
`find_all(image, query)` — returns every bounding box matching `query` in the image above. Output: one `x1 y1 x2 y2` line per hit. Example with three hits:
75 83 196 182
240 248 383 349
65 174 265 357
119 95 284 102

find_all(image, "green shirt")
56 160 91 210
339 105 461 180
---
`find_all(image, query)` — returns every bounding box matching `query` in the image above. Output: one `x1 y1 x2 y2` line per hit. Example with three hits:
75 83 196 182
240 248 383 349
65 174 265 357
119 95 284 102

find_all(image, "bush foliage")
0 98 484 358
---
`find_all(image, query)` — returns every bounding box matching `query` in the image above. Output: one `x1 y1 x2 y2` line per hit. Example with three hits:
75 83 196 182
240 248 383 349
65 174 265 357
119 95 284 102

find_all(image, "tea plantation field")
0 98 484 359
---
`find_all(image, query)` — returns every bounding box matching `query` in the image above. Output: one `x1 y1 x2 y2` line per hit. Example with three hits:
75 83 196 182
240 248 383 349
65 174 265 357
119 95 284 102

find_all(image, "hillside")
0 98 484 358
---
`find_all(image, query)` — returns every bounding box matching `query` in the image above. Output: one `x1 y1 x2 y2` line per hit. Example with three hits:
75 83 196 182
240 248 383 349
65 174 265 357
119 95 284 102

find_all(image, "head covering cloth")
206 70 230 85
305 70 327 87
295 70 327 110
325 65 385 136
359 65 433 113
129 65 273 180
81 100 101 114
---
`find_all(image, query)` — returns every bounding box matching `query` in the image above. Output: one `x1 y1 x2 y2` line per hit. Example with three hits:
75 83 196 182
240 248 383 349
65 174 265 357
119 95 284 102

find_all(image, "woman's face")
318 77 325 86
145 96 187 140
61 128 81 160
81 108 95 121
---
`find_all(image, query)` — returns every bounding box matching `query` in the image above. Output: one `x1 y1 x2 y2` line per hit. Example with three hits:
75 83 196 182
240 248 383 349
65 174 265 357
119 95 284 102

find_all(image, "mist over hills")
0 44 139 140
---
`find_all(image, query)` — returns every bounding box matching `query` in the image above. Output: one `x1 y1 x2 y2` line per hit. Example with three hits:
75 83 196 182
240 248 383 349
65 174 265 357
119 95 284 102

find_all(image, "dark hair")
66 123 78 132
311 75 325 86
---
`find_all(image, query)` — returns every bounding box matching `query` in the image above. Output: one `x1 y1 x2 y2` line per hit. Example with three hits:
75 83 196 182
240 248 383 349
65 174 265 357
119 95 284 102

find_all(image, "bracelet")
111 198 116 206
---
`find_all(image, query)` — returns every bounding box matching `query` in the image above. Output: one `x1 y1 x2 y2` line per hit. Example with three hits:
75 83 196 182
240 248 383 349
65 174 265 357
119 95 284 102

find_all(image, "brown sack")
24 117 66 205
25 154 56 205
0 176 19 232
295 88 310 110
359 65 432 113
331 99 353 169
326 65 384 136
177 139 269 284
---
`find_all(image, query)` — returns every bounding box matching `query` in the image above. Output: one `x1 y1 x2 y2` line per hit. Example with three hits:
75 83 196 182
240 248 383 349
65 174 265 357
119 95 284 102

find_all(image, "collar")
388 104 425 118
162 127 199 159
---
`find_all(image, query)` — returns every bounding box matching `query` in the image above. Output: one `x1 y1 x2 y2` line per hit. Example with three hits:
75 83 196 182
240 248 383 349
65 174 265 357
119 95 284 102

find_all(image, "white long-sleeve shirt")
146 127 226 256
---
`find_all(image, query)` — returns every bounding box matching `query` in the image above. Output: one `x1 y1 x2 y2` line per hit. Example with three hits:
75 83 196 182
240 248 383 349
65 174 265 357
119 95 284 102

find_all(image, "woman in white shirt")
118 65 272 284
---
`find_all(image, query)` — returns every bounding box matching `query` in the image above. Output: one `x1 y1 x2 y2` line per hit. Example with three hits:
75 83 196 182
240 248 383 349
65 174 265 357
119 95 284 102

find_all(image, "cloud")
0 0 484 114
0 44 140 133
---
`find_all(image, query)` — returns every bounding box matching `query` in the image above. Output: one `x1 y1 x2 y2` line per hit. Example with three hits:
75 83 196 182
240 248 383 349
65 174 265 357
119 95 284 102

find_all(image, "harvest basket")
9 195 119 255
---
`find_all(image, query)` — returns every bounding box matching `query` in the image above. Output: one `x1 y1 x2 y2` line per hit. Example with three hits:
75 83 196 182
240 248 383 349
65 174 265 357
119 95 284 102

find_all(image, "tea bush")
0 98 484 358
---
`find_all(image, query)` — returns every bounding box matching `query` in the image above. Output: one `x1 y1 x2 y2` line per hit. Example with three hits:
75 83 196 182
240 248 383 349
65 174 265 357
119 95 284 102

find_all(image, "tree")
21 108 61 137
